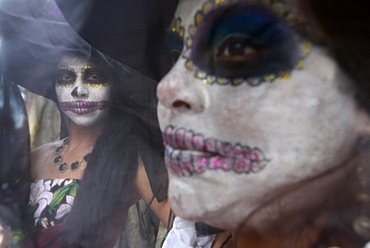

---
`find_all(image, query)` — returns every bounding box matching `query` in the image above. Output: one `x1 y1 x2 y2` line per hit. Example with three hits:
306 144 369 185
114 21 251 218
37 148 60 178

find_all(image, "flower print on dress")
55 195 75 220
40 217 54 229
29 180 53 226
50 179 64 188
28 179 80 231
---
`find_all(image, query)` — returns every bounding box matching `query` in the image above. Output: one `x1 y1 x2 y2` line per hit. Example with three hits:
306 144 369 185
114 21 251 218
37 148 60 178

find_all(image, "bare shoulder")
135 155 171 227
31 140 62 178
31 141 59 162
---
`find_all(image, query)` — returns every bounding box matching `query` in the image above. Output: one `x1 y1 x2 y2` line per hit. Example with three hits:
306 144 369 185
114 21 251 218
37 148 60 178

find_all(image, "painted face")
55 54 111 127
157 0 361 229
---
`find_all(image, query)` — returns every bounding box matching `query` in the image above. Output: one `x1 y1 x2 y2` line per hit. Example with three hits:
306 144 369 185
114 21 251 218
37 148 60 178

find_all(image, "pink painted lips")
162 125 269 177
59 101 110 115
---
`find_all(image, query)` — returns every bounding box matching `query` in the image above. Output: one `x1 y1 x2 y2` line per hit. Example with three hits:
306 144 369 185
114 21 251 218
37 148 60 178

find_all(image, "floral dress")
28 179 80 237
26 178 132 248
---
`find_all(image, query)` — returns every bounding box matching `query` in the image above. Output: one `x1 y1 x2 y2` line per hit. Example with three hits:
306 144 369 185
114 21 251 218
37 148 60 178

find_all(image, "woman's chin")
169 192 245 230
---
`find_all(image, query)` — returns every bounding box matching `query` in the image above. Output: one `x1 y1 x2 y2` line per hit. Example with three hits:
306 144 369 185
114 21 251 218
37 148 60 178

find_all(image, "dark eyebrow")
83 68 108 77
56 66 77 73
83 67 104 72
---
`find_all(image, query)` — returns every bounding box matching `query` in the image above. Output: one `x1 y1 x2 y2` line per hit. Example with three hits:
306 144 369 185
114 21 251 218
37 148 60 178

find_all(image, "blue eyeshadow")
167 28 184 64
190 2 300 79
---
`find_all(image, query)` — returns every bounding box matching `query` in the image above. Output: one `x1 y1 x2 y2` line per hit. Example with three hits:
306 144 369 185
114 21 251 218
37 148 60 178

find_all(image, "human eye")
84 70 108 86
87 73 103 81
56 69 76 87
215 33 266 61
190 2 300 79
167 18 185 65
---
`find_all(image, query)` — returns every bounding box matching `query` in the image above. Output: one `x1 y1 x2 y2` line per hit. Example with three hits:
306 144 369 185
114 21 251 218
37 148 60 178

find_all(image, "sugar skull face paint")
163 125 269 176
167 0 311 86
56 54 111 127
157 0 362 229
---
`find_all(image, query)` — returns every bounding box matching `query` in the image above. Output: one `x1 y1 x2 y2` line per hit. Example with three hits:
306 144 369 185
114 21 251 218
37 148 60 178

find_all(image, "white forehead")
175 0 200 19
58 54 91 68
175 0 299 25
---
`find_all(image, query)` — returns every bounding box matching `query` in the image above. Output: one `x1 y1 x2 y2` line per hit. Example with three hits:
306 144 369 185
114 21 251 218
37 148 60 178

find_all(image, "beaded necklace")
53 137 91 173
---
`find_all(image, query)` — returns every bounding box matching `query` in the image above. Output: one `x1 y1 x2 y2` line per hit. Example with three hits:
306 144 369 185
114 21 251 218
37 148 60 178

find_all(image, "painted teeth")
163 125 268 158
59 101 110 114
204 138 215 152
60 101 109 108
162 126 172 145
163 126 270 177
193 135 205 151
184 131 195 150
174 128 186 147
165 145 268 177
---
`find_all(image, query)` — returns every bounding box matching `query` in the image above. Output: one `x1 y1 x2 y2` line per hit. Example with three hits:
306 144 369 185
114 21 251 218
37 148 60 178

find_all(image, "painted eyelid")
85 74 103 80
215 33 264 55
84 73 106 83
59 74 75 79
210 13 291 54
190 3 300 79
56 69 76 75
168 32 184 51
56 72 76 84
167 26 185 64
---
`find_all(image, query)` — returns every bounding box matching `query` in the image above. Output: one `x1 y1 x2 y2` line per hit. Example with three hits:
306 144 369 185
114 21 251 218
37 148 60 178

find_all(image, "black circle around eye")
56 70 76 85
170 50 182 65
167 29 184 65
216 35 265 61
190 2 300 79
61 75 72 81
88 74 103 80
84 71 107 85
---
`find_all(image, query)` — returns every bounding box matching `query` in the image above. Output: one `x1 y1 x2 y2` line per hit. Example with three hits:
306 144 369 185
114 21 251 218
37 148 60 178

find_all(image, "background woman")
0 0 173 246
27 47 169 248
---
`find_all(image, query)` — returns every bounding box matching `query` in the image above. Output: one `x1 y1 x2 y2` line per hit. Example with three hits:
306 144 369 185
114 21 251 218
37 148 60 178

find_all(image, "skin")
55 55 111 127
0 225 10 248
32 55 110 180
157 0 370 245
31 142 170 226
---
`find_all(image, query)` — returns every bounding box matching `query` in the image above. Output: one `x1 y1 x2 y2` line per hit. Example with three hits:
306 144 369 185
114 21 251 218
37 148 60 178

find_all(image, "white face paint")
55 54 111 127
157 0 361 229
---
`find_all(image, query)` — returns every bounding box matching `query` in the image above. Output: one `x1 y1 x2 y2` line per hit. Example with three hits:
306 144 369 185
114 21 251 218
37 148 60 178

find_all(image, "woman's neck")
68 121 103 146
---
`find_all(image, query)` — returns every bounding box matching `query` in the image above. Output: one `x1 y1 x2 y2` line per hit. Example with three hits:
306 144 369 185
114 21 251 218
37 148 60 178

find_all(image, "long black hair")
55 49 161 248
298 0 370 113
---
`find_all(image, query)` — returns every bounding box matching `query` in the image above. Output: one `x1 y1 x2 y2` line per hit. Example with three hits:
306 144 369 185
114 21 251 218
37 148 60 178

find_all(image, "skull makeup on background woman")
55 54 112 127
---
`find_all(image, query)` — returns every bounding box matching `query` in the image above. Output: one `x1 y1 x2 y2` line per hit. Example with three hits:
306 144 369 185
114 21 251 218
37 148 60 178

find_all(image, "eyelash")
56 69 76 87
191 2 301 80
55 70 109 87
170 1 311 87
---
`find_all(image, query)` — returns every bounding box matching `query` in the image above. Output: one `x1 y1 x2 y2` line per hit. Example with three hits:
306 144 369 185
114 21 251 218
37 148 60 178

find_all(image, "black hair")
62 98 139 247
298 0 370 113
49 49 160 247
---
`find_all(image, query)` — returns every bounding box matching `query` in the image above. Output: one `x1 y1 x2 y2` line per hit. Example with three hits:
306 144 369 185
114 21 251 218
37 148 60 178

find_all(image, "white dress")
162 216 216 248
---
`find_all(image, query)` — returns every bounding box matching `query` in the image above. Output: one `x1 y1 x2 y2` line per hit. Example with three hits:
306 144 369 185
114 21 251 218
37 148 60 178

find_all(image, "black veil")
0 0 178 246
0 0 171 203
